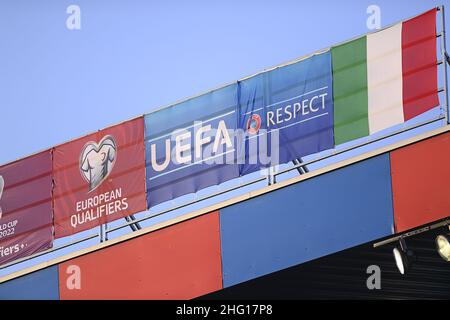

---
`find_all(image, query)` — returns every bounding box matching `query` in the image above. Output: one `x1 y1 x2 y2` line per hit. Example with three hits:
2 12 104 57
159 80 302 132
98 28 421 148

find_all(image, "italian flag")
332 9 439 145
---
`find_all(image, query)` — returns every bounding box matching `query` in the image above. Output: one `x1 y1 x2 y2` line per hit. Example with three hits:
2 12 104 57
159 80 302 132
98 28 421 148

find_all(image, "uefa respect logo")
246 114 262 135
79 135 117 192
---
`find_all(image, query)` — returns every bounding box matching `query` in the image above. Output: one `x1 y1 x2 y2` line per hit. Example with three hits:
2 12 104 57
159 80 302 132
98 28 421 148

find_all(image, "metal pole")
104 223 108 241
129 214 142 230
125 215 141 232
292 158 309 174
439 6 449 123
267 166 273 185
272 166 277 184
125 217 136 232
99 224 105 243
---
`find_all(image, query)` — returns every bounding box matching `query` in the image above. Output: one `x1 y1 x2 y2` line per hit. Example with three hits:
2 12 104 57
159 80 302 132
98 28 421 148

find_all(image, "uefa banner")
144 84 240 207
0 151 53 265
237 51 334 175
53 117 147 238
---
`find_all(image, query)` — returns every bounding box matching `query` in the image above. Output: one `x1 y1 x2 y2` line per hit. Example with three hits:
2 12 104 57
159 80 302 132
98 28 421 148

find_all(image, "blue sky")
0 0 449 275
0 0 448 164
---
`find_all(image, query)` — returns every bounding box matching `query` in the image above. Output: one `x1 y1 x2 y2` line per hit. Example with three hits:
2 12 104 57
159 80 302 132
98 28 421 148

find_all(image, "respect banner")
53 117 147 238
0 150 53 265
237 51 334 175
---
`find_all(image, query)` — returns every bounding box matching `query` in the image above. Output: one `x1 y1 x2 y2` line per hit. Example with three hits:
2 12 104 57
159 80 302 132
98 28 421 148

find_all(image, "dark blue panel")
0 265 59 300
220 154 394 288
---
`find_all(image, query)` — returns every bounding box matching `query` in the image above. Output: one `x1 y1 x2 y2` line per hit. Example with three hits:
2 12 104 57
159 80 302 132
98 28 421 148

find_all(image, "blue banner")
237 51 334 175
144 84 239 207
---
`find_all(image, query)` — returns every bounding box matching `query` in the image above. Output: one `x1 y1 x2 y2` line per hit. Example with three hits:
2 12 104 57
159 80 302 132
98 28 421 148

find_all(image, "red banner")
53 117 147 238
0 150 53 266
402 8 438 121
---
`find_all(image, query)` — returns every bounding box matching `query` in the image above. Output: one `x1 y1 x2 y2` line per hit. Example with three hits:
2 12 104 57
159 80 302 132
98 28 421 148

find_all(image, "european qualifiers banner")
53 117 147 238
0 150 53 265
237 51 334 176
145 84 240 207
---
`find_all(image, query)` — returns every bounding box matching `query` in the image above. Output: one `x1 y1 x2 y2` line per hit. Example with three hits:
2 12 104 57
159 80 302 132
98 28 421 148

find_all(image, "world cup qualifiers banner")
0 151 53 265
53 117 147 238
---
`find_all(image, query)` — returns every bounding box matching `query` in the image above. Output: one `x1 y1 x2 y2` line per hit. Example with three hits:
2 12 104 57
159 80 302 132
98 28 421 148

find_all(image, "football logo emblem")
246 114 261 135
0 175 4 219
79 135 117 192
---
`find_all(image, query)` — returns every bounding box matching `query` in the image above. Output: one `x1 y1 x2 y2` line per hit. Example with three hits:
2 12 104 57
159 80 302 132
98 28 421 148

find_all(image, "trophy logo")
79 135 117 192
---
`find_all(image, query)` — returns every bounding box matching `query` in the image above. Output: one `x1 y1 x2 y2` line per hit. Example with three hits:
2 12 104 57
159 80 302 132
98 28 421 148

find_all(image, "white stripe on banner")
367 23 404 134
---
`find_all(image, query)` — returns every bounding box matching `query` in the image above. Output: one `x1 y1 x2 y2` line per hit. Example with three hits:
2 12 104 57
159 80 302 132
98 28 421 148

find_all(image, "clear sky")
0 0 448 164
0 0 449 276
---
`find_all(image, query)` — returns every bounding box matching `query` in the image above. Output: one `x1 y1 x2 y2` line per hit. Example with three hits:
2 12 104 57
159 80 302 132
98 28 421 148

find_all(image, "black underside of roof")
201 229 450 300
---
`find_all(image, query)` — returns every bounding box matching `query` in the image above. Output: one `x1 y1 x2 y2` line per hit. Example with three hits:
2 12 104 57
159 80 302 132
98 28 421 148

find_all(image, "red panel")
391 132 450 232
402 9 439 121
58 211 222 299
53 117 147 238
